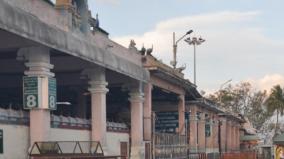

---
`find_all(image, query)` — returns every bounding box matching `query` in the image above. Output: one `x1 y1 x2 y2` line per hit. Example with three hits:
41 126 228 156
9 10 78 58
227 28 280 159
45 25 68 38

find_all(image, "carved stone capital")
24 62 54 77
18 46 54 77
88 81 109 94
129 92 144 103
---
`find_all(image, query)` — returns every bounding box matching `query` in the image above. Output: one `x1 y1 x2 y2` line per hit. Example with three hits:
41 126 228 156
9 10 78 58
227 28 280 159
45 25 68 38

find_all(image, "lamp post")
185 36 205 85
171 30 193 69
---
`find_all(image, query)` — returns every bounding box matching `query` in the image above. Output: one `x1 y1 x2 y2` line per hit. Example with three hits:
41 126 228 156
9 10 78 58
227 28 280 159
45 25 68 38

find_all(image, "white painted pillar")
143 83 152 141
178 94 185 135
18 46 54 145
129 82 145 159
85 67 108 147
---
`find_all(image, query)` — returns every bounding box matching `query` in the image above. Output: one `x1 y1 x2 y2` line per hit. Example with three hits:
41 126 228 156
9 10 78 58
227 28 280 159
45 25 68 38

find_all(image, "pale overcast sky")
87 0 284 93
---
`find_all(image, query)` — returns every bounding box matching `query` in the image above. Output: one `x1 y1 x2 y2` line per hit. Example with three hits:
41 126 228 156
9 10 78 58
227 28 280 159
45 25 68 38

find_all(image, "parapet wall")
3 0 68 31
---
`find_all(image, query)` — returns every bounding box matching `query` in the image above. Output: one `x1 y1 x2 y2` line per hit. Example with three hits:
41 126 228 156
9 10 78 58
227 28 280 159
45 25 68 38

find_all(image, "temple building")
0 0 244 158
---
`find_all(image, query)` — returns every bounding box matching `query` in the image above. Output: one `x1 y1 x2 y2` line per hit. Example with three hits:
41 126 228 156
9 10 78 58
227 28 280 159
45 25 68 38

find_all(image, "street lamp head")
184 37 191 43
199 37 205 43
186 30 193 35
171 30 193 69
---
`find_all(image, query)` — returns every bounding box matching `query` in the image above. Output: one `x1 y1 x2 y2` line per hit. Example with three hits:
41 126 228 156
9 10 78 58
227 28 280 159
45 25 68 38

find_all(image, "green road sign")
0 129 3 154
23 76 39 109
48 77 57 110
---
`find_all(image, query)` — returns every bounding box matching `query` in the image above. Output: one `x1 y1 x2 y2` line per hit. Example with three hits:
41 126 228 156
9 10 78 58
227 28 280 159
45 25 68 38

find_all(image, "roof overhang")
186 99 223 113
149 67 201 99
218 113 245 123
240 135 260 141
0 0 149 82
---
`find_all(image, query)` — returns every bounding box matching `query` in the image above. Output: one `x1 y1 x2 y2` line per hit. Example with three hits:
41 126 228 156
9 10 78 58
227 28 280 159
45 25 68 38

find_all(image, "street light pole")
193 43 196 85
185 36 205 85
171 30 193 69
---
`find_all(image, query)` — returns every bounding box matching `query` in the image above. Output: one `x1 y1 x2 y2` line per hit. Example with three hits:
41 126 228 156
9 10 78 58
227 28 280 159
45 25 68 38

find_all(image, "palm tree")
265 85 284 132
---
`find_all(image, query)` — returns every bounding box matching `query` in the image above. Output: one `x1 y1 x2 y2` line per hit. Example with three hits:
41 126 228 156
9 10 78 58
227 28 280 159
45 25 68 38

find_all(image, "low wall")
0 124 29 159
106 132 129 156
0 123 129 158
50 128 130 156
49 128 91 141
221 151 257 159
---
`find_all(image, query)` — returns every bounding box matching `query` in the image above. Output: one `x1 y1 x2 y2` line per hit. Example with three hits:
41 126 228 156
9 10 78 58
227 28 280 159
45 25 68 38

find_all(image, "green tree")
208 82 269 129
265 85 284 130
246 91 270 129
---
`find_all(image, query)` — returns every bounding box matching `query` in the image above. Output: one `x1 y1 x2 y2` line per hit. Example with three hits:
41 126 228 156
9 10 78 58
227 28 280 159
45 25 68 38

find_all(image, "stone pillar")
129 82 145 159
226 120 231 152
18 46 54 145
231 123 235 151
199 113 206 152
189 105 198 152
234 124 238 150
236 125 240 151
207 114 214 153
231 123 236 151
143 83 152 141
178 94 185 135
85 67 108 147
220 117 227 152
213 116 219 151
235 124 238 150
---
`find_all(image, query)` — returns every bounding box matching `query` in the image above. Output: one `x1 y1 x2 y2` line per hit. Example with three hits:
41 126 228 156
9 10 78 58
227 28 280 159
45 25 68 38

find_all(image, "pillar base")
131 145 145 159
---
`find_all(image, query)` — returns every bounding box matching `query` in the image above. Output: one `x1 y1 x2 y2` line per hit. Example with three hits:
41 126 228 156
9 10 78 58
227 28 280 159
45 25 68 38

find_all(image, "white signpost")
23 76 57 110
23 76 39 109
0 129 3 154
48 77 57 110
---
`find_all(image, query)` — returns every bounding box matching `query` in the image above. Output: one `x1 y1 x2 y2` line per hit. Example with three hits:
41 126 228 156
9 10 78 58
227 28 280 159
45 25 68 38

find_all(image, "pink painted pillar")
226 120 232 152
129 83 145 159
220 117 227 152
143 83 152 141
232 123 236 150
213 116 219 150
198 113 206 151
189 105 198 152
234 125 238 150
178 94 185 135
19 46 54 145
236 125 240 150
87 67 108 146
30 109 50 144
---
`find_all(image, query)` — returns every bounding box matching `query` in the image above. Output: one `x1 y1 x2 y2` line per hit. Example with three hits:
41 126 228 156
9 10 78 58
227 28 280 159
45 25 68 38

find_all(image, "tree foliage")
264 85 284 129
208 82 270 129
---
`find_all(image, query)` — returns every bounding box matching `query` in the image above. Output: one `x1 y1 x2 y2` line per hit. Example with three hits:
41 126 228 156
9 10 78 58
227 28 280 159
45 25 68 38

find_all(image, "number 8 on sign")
26 95 37 108
49 96 56 109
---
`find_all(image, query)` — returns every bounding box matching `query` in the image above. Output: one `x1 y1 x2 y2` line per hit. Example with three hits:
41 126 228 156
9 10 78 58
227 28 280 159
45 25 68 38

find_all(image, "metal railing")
29 141 125 159
0 108 129 132
153 133 188 159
